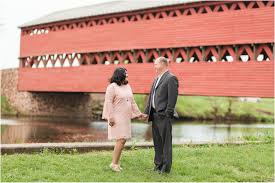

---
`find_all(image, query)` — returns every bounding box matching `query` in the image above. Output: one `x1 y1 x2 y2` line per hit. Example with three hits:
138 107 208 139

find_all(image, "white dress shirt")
152 69 168 109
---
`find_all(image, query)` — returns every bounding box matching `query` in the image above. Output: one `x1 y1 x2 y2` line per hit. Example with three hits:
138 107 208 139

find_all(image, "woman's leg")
112 138 126 164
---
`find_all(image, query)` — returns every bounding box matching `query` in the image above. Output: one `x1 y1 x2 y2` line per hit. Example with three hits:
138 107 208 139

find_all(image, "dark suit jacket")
144 70 179 121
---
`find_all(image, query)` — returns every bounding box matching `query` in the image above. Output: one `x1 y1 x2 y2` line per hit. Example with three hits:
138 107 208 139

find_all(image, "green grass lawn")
1 142 274 182
134 95 274 123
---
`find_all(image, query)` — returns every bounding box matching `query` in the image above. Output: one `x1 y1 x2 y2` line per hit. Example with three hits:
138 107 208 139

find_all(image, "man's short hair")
156 56 169 66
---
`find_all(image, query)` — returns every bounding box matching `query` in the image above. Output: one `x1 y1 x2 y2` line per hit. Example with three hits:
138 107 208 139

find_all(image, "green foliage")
1 95 18 116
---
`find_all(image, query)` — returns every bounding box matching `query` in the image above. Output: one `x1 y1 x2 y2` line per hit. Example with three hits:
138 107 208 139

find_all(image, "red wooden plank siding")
20 7 274 57
18 61 274 97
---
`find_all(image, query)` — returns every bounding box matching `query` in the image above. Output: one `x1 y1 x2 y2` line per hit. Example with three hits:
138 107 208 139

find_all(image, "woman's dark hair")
109 67 128 86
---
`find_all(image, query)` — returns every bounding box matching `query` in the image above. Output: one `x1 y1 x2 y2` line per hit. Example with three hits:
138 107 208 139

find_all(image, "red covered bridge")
18 0 274 97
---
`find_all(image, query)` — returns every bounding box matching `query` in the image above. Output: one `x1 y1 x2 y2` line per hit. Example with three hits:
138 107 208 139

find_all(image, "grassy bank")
1 141 273 182
1 94 274 123
134 95 274 123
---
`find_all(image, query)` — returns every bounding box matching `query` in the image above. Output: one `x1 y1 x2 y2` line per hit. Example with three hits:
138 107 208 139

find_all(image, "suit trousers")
150 107 172 172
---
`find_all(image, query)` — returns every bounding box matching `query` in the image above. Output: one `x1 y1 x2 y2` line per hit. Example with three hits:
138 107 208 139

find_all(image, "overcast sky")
0 0 115 69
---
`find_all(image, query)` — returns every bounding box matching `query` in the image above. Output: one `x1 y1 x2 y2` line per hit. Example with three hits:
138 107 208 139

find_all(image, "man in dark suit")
144 56 179 174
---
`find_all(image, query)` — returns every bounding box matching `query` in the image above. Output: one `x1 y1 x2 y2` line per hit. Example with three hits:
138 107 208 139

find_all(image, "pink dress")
102 83 142 140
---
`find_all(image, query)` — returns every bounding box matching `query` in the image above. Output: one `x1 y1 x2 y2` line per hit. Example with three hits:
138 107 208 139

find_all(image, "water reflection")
1 116 273 144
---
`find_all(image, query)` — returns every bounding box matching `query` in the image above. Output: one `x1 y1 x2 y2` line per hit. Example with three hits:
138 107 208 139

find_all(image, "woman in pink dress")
102 67 147 172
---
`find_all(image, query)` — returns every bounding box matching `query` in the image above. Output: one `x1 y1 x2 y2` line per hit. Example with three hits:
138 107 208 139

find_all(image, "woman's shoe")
118 164 123 170
109 163 121 172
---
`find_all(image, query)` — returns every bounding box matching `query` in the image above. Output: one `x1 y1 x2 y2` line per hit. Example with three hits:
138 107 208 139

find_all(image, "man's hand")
138 113 149 121
109 117 115 127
